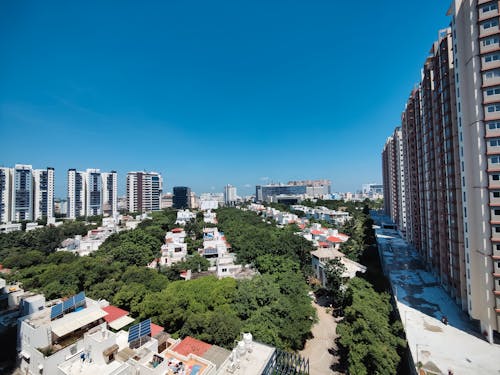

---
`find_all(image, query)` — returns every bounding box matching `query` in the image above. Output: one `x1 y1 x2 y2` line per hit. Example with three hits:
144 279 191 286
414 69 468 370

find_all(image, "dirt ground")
299 296 342 375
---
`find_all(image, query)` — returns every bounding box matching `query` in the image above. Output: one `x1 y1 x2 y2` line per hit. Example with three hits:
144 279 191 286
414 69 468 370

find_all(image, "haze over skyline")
0 1 450 197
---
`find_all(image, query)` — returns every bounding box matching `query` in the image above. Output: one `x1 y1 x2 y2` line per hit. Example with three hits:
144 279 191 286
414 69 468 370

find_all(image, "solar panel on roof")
62 297 74 312
74 291 85 307
128 323 140 343
140 319 151 337
50 303 63 320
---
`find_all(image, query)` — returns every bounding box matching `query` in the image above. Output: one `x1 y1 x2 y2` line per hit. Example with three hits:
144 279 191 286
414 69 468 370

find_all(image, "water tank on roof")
237 340 246 357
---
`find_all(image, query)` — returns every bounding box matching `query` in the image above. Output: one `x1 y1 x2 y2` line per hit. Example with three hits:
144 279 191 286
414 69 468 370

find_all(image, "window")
482 3 498 13
493 174 500 180
486 87 500 96
485 70 500 79
491 139 500 146
494 191 500 197
495 209 500 215
483 36 500 46
482 19 499 29
485 53 500 62
491 156 500 163
487 104 500 112
495 226 500 233
489 121 500 129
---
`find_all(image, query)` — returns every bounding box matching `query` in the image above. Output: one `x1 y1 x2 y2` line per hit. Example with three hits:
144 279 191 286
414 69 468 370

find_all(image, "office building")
173 186 191 209
0 167 12 223
255 180 331 203
85 169 102 216
224 184 237 205
126 171 163 213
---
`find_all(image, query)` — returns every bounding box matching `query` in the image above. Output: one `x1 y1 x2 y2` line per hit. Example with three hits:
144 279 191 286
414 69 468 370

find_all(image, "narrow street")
300 297 340 375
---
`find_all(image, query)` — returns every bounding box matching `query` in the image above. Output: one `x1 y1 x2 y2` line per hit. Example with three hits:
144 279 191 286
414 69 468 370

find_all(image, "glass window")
487 104 500 112
493 174 500 180
483 19 499 29
485 70 500 79
485 53 500 62
482 3 498 13
489 121 500 129
486 87 500 96
495 209 500 215
492 156 500 163
483 36 500 46
491 139 500 146
494 191 500 197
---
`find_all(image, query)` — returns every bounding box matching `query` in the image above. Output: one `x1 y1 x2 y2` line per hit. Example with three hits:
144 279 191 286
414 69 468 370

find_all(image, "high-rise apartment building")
33 167 55 221
126 171 163 213
384 10 500 341
67 169 86 219
0 165 55 223
0 167 12 223
382 127 406 232
102 171 118 217
450 0 500 341
12 164 34 222
86 169 102 216
173 186 191 209
68 168 117 219
224 184 237 205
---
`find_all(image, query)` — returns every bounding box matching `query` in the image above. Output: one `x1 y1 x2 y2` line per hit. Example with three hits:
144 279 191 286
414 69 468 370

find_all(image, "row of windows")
485 52 500 62
490 138 500 146
482 18 499 30
488 121 500 129
485 70 500 79
491 156 500 163
483 36 500 46
482 3 498 13
487 103 500 112
487 87 500 96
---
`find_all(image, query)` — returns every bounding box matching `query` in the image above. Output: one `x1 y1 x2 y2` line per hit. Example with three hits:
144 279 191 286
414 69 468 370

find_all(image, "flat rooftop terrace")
375 222 500 374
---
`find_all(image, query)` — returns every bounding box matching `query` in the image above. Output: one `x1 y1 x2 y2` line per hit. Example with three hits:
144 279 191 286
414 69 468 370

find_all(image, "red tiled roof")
327 236 343 243
311 230 324 235
151 323 164 337
318 242 330 247
173 336 212 357
172 228 184 233
102 305 129 323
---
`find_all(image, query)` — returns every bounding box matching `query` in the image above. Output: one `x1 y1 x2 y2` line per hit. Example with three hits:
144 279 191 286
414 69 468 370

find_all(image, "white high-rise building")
126 171 163 213
33 167 55 221
85 169 102 216
102 171 118 217
67 169 87 219
0 167 12 223
11 164 33 222
224 184 237 205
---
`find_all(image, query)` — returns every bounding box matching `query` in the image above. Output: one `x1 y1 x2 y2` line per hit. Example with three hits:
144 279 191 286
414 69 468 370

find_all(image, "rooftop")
173 336 212 357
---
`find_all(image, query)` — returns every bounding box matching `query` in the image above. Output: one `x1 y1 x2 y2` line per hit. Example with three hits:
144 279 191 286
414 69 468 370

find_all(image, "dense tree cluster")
1 208 315 351
336 278 406 375
216 207 314 273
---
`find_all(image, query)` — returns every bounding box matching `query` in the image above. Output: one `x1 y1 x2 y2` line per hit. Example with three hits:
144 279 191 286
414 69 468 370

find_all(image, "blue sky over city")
0 1 450 197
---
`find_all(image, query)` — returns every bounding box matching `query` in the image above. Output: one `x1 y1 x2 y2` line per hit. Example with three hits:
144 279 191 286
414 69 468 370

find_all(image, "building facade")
0 167 12 223
384 11 500 342
224 184 237 205
33 167 55 221
102 171 118 217
450 0 500 342
126 171 163 213
67 169 86 219
173 186 191 209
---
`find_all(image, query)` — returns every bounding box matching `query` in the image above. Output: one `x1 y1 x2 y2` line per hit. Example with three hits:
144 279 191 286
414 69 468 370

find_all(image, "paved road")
300 300 340 375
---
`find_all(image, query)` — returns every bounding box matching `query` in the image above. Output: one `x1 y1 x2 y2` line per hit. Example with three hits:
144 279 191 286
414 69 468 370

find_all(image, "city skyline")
1 1 449 196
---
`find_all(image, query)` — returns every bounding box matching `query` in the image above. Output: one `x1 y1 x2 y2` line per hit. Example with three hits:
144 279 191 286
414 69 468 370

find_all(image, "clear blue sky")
0 1 450 197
